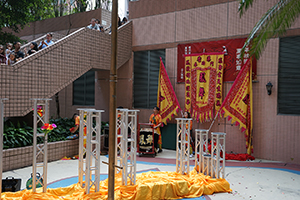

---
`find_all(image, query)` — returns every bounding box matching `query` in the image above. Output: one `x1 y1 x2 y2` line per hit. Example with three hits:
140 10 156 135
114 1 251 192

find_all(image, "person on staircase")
24 42 39 57
87 18 100 31
7 52 16 65
0 45 6 64
5 43 12 60
13 42 24 62
39 33 54 50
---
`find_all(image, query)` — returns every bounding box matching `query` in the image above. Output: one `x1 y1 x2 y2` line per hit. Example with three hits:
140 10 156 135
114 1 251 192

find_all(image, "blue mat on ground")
47 168 159 189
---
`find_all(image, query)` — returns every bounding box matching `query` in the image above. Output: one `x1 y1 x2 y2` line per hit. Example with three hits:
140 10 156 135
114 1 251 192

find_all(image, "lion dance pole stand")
194 129 226 179
0 98 8 195
115 108 139 185
77 108 104 194
176 118 192 174
195 129 210 175
31 98 51 192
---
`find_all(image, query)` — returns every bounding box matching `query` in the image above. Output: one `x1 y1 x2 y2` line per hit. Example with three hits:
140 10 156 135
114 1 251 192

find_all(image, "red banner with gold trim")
157 58 181 125
185 53 224 123
220 59 253 155
177 38 257 82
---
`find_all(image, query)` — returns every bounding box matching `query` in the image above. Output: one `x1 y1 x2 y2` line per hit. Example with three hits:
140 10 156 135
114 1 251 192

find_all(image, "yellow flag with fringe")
220 59 253 155
157 57 181 125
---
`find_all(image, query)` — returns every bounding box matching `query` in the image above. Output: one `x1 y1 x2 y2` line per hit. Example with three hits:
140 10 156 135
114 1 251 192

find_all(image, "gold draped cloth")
1 170 231 200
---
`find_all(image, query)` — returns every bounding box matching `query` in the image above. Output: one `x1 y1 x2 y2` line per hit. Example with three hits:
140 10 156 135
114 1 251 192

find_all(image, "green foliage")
74 0 88 13
47 117 75 142
238 0 255 17
0 0 92 45
0 32 26 46
3 121 33 149
2 118 73 149
238 0 300 60
2 117 109 149
0 0 111 44
0 0 52 45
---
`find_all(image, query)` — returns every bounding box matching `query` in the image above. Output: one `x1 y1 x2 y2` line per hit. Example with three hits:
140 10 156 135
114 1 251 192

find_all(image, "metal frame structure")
31 98 51 192
84 109 104 194
77 109 102 191
211 132 226 179
176 118 192 174
0 98 8 194
78 109 88 188
115 108 138 185
194 129 210 175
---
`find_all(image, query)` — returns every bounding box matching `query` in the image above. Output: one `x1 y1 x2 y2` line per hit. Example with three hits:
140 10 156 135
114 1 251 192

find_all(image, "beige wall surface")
49 58 133 123
129 0 300 164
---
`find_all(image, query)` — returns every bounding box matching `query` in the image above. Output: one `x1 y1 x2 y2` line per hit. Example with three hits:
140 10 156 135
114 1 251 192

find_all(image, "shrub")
2 118 108 149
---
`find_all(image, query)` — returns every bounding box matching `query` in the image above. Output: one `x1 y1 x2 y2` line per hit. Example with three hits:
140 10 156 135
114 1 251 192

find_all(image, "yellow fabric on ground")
1 170 231 200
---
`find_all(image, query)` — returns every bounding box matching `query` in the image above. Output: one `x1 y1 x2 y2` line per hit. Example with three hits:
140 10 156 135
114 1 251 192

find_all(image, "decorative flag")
157 57 181 125
219 59 253 155
185 53 224 122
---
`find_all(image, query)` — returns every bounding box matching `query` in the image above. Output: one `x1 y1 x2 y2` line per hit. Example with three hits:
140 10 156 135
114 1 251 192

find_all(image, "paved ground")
2 149 300 200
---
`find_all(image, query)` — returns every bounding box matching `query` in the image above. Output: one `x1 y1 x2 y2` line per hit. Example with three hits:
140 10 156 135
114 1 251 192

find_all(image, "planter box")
2 139 79 172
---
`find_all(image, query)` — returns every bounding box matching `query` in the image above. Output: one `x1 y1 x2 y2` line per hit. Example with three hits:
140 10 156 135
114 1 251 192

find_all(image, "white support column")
31 98 51 193
126 109 138 185
0 98 8 195
115 108 127 177
84 109 104 194
78 109 87 188
115 108 139 186
194 129 210 175
211 132 226 179
176 118 192 175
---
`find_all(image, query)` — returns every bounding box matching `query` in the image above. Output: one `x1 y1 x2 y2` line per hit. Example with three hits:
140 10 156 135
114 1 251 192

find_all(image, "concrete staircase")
0 22 132 117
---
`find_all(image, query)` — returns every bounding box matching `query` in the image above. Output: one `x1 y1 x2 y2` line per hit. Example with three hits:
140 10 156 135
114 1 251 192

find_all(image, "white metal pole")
43 99 49 192
0 98 8 194
32 99 37 192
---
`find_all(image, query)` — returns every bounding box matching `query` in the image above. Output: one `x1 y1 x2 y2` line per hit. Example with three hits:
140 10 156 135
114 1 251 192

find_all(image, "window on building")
73 70 95 106
133 49 165 109
278 36 300 115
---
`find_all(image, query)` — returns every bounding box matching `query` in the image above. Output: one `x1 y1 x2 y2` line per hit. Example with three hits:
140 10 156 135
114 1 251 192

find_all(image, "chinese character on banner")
177 38 257 83
185 53 224 123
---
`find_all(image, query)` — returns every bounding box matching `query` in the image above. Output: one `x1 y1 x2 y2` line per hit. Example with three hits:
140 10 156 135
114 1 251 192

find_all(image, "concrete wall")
49 57 133 123
128 0 300 164
7 8 111 42
2 140 78 172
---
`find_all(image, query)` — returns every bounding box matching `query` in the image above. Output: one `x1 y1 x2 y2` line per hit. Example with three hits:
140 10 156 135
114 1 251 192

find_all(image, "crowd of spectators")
0 33 54 66
87 16 128 32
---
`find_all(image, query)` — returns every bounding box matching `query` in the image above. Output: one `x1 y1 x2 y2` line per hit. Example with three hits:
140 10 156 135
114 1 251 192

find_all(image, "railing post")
0 98 8 195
